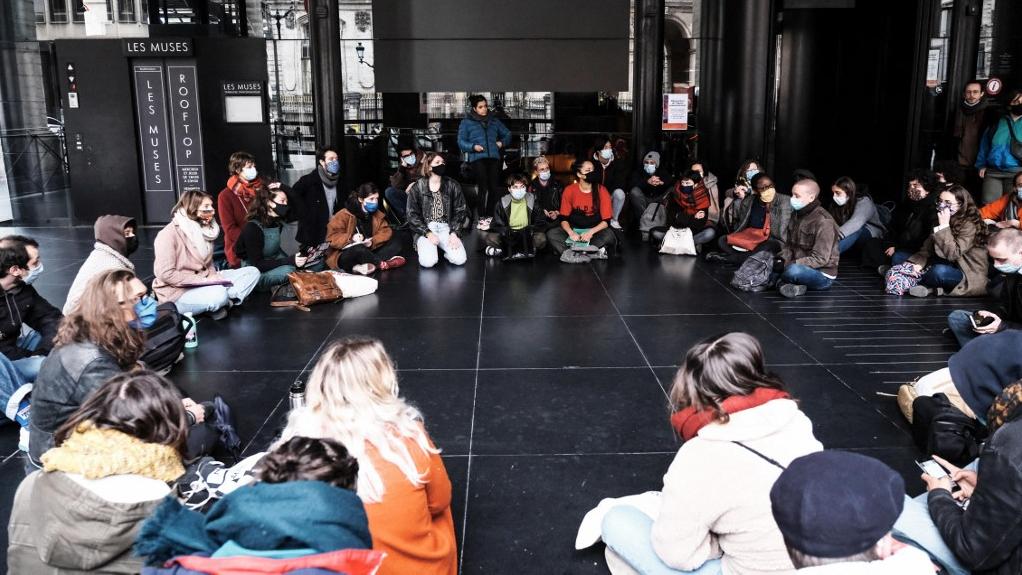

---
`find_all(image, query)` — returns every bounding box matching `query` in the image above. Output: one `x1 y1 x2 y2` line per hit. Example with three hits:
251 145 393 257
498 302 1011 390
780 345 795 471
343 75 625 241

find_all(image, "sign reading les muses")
167 63 205 192
132 62 173 194
123 39 193 57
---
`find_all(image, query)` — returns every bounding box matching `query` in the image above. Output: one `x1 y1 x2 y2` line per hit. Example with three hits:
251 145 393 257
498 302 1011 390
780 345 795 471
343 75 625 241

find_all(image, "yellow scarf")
41 422 184 483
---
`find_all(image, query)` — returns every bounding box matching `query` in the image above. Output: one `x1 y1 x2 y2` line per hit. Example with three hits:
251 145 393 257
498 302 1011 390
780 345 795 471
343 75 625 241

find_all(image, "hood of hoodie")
23 471 162 571
696 399 813 443
94 215 136 257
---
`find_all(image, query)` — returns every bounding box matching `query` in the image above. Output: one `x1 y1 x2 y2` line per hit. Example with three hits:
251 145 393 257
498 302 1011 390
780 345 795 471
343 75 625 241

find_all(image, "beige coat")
152 219 221 303
908 220 989 296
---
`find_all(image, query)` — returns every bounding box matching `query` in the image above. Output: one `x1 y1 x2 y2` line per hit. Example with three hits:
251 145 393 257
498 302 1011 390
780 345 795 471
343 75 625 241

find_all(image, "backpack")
731 250 775 292
140 303 192 375
640 201 667 237
911 393 988 467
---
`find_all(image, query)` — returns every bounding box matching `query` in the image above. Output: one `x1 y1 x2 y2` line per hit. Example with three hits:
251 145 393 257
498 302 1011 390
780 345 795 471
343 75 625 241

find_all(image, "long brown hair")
945 184 988 245
54 371 188 456
828 176 858 225
669 332 787 422
55 269 145 367
245 184 284 227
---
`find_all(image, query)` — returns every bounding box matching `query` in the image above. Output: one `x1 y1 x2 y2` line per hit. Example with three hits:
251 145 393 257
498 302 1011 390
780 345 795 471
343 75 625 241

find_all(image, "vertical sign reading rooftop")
132 60 175 221
166 62 205 193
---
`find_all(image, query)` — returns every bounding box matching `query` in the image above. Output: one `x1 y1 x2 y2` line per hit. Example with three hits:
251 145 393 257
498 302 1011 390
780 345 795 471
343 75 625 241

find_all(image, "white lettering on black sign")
222 81 264 97
167 63 205 192
132 63 173 194
123 39 193 57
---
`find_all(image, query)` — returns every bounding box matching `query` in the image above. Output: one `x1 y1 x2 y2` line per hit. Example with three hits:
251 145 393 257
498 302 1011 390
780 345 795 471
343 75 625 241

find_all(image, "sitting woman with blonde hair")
277 337 456 575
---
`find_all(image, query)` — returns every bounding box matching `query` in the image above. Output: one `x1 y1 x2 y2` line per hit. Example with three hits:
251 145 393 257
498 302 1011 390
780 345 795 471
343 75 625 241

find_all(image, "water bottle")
289 380 306 410
183 312 198 349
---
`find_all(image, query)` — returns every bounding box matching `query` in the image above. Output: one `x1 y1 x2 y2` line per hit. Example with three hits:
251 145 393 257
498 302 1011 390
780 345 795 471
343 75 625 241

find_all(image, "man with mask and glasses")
952 81 998 197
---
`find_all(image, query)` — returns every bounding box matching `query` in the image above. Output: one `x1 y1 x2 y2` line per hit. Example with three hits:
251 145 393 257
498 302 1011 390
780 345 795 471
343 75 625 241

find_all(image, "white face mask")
510 186 527 201
538 170 551 182
644 164 657 175
241 166 258 181
600 148 614 160
833 195 848 207
402 155 417 167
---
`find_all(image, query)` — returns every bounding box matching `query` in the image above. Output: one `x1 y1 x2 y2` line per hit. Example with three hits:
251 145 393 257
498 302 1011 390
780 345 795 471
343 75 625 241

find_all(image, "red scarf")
673 181 711 215
227 174 260 202
670 388 790 441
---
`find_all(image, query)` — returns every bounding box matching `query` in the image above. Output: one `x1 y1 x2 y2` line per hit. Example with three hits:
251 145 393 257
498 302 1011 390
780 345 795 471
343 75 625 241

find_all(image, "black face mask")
125 235 139 256
273 204 290 219
1011 104 1022 116
431 164 446 178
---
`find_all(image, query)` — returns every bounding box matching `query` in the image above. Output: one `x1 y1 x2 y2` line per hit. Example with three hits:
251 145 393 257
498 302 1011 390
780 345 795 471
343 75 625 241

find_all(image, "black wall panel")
56 40 144 225
372 0 629 92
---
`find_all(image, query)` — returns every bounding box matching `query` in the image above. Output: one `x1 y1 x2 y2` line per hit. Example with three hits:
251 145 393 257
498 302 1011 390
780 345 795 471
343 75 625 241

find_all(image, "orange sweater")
362 435 457 575
979 194 1022 226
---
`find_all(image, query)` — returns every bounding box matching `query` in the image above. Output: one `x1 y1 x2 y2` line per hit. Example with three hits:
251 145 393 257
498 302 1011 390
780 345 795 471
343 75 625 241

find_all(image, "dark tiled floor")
0 226 984 572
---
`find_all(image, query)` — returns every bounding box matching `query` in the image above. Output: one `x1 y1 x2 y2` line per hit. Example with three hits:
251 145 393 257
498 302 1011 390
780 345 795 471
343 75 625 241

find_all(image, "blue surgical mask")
510 187 527 201
745 169 759 182
600 148 614 160
538 170 551 182
364 201 379 213
130 295 159 330
995 262 1022 275
1016 186 1022 200
325 160 340 175
403 155 417 167
241 166 258 181
790 196 806 211
23 264 43 285
644 164 657 175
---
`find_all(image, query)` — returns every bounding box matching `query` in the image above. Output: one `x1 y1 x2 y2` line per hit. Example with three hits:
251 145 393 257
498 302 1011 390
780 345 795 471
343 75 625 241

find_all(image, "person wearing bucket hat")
770 451 935 572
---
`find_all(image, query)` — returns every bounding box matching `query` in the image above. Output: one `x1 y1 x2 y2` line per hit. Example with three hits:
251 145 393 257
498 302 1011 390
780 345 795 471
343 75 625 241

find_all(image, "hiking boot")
779 283 808 298
559 250 591 264
908 285 933 298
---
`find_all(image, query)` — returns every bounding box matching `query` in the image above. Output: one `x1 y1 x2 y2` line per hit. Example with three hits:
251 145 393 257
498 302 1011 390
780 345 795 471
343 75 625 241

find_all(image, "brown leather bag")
286 271 344 308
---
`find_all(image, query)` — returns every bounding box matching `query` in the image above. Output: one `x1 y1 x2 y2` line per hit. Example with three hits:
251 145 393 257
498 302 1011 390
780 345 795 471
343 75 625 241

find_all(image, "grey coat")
733 194 793 243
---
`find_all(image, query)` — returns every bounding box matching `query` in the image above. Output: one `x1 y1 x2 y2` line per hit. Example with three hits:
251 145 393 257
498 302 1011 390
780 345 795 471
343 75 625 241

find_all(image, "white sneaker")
485 246 503 257
592 247 609 260
18 427 29 452
609 220 622 230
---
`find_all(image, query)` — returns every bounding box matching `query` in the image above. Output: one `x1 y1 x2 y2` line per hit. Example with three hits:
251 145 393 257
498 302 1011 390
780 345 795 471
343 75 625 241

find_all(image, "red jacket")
152 549 386 574
218 175 262 267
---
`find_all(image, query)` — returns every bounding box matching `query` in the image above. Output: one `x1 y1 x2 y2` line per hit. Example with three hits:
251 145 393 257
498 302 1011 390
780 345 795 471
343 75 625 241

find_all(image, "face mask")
402 155 417 167
363 201 379 213
580 172 595 184
129 295 159 330
272 204 290 219
680 185 694 195
995 262 1022 275
538 170 551 182
23 264 43 285
759 187 776 203
1016 186 1022 200
908 186 926 201
241 167 258 181
125 235 139 256
790 196 806 211
644 164 657 175
938 201 959 215
510 187 527 201
325 160 340 175
833 195 848 207
1011 104 1022 116
600 148 614 160
745 169 759 182
431 164 446 178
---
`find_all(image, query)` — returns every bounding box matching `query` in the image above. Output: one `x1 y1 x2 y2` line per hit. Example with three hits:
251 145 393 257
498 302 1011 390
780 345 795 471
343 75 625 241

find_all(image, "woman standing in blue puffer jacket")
458 94 511 219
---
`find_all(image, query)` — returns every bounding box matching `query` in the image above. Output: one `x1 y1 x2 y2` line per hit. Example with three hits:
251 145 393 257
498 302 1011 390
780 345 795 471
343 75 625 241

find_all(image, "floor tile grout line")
458 264 486 573
589 264 670 400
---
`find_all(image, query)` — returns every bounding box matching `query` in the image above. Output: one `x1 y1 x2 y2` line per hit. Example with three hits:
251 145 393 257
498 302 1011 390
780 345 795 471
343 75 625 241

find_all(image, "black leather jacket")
406 177 469 238
0 283 62 360
928 413 1022 575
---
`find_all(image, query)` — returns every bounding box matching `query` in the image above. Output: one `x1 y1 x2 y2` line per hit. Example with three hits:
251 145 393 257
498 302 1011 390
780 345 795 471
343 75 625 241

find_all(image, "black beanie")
769 451 905 558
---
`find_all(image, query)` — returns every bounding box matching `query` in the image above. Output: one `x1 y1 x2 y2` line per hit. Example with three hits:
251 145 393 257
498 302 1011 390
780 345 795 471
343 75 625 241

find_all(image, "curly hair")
55 269 145 368
944 184 988 246
245 185 287 228
256 436 359 490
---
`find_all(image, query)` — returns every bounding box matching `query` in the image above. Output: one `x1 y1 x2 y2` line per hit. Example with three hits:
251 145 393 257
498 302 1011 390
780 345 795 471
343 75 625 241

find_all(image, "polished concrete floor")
0 226 979 572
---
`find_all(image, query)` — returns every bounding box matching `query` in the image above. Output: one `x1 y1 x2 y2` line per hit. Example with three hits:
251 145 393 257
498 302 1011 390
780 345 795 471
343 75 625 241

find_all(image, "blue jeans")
892 250 913 266
947 309 981 348
601 505 723 575
780 263 834 290
174 267 262 316
0 353 31 426
385 186 408 219
920 263 964 292
838 227 872 253
893 492 970 575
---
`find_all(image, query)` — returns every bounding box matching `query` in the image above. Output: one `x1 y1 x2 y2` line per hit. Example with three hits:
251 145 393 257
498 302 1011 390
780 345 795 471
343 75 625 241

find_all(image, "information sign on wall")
167 63 205 192
132 61 175 221
662 93 689 131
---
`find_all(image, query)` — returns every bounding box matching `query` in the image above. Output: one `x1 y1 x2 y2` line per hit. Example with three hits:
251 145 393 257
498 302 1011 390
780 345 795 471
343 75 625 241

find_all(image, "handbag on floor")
911 393 987 467
885 262 924 295
639 201 666 241
286 271 345 307
659 227 697 256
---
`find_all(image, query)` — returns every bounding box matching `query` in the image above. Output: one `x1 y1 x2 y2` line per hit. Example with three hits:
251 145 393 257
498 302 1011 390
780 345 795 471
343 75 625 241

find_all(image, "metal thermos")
288 381 306 409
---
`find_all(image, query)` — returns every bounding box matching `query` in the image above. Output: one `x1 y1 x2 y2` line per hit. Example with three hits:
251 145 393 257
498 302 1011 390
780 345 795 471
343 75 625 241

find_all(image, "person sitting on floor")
902 184 988 298
64 215 139 314
690 160 721 226
600 332 822 575
9 371 190 574
384 139 424 221
866 169 939 273
828 176 886 255
649 169 717 250
547 160 617 263
719 159 762 236
407 152 469 269
0 236 61 387
776 178 840 298
135 435 384 574
219 151 284 269
946 228 1022 347
292 145 342 252
484 173 548 258
528 155 564 235
590 135 629 230
235 186 300 292
153 191 260 319
979 170 1022 229
770 451 936 573
325 182 406 275
276 337 457 575
628 151 674 227
706 172 792 265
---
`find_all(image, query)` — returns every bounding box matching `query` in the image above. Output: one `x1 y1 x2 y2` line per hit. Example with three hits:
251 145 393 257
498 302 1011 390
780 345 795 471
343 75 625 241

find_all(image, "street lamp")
262 0 298 172
355 42 374 68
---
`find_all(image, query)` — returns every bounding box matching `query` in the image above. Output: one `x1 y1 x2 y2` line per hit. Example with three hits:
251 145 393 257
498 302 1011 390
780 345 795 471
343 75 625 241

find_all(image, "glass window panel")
48 0 67 23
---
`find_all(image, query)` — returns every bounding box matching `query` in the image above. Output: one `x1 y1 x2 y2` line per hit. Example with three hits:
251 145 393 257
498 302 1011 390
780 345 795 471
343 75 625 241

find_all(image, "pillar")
631 0 665 164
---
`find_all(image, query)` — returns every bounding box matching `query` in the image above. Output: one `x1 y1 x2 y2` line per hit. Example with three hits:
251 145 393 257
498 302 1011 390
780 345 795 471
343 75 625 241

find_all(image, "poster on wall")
222 81 266 124
132 60 176 221
166 62 205 193
662 93 689 131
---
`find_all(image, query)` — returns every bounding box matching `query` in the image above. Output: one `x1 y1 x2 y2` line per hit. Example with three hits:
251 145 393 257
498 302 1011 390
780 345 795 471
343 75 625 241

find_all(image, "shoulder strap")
732 441 786 471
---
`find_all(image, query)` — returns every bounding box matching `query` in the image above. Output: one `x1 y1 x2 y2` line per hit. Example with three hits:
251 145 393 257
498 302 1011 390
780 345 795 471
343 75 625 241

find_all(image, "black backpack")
731 250 775 292
140 303 192 375
911 393 989 468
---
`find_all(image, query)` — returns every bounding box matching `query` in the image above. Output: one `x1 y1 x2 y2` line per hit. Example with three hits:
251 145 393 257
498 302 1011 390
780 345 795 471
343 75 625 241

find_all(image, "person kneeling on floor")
946 227 1022 347
770 450 937 573
485 173 547 259
325 182 406 275
776 178 840 298
547 160 617 263
407 152 469 269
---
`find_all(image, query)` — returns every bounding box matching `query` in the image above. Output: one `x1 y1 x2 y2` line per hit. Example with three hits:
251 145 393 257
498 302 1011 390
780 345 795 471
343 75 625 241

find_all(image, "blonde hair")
532 155 550 170
276 337 437 503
